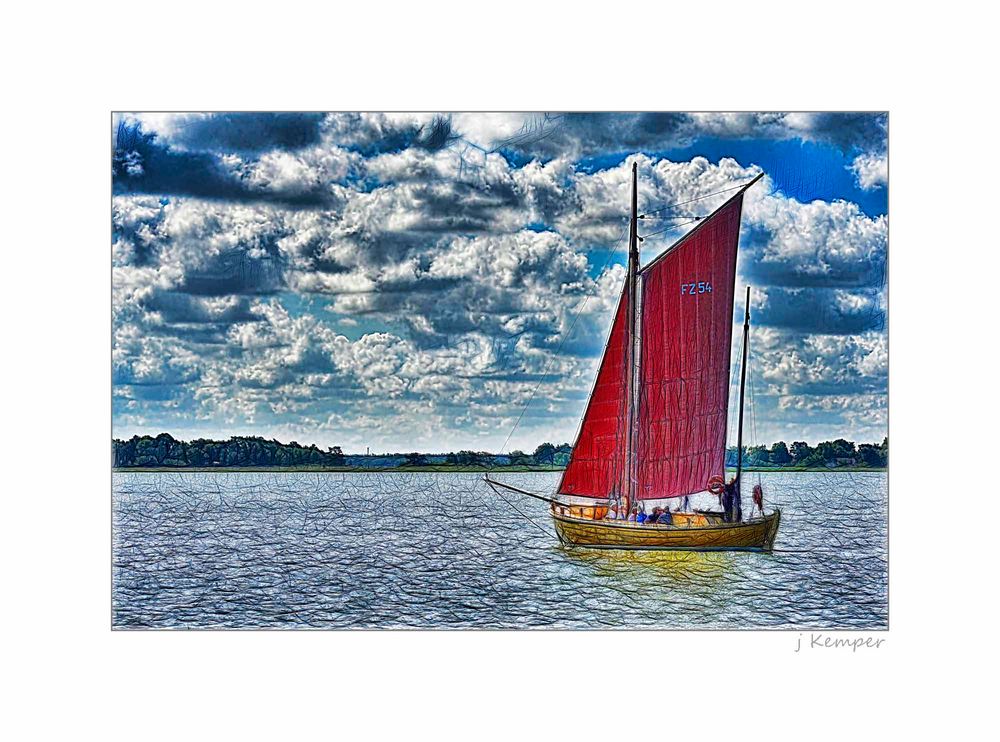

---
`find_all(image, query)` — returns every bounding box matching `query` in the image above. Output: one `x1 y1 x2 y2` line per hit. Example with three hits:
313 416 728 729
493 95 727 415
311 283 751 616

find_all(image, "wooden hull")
552 508 781 552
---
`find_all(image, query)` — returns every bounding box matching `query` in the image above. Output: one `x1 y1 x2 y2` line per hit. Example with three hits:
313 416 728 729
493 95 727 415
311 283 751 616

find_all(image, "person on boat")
681 494 691 512
636 507 648 524
722 477 743 522
649 506 672 525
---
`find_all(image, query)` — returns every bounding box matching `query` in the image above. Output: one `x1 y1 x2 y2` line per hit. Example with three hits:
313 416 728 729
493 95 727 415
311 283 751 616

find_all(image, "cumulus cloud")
849 151 889 190
112 113 888 450
134 112 328 153
113 117 353 207
461 111 887 163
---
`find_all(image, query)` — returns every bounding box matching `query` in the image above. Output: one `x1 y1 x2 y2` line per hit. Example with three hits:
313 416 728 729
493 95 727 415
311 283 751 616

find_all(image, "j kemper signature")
795 634 886 652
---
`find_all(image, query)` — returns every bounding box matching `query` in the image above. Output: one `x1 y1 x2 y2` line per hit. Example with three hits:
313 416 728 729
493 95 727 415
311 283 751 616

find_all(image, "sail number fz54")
680 281 713 295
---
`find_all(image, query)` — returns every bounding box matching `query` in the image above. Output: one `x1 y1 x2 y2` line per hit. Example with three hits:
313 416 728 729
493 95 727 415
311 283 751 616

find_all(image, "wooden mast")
624 161 640 512
735 285 751 517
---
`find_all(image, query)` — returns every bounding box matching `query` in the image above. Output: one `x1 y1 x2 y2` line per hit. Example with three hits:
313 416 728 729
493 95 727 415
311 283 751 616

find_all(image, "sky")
112 112 888 453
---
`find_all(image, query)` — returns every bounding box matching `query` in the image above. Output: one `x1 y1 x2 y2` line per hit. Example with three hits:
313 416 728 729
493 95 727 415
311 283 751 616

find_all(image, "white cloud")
450 113 535 149
112 124 887 449
235 146 356 196
849 151 888 190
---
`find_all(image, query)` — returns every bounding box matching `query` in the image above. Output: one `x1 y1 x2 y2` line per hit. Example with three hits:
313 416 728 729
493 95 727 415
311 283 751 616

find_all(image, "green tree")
553 444 573 467
508 450 532 466
770 441 792 465
830 438 857 458
801 450 826 468
405 452 429 467
858 443 884 467
790 441 812 465
532 442 557 465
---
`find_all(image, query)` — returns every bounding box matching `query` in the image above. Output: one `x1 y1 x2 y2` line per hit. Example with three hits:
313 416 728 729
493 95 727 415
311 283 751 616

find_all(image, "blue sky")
112 112 887 452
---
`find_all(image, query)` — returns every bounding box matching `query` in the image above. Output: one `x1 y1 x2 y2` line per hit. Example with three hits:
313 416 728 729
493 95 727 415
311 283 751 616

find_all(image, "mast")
735 285 751 492
624 161 640 508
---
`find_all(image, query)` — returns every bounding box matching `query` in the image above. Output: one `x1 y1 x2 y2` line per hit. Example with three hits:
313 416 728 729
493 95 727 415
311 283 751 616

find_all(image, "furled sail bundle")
559 177 751 502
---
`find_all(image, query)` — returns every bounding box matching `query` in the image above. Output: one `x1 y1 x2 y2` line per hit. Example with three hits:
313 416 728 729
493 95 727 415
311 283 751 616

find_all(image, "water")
112 471 887 629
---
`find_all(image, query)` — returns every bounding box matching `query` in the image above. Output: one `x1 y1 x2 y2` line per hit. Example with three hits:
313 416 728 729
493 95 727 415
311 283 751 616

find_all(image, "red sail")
558 284 630 498
634 195 744 500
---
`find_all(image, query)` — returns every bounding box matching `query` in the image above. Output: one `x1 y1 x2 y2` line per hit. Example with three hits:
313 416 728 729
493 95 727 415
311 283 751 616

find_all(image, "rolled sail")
634 195 744 499
558 284 630 498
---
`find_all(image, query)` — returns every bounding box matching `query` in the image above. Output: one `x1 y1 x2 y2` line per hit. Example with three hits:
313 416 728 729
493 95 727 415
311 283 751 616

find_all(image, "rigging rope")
638 212 701 221
640 179 759 217
496 219 630 457
484 478 552 537
639 217 703 241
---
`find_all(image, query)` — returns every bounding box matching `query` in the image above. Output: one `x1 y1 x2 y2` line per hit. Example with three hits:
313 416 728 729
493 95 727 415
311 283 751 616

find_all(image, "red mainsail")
634 194 744 499
558 285 630 498
557 175 751 502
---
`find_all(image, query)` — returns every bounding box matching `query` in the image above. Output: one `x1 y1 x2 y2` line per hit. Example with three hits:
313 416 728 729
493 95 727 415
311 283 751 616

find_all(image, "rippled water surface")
113 471 887 629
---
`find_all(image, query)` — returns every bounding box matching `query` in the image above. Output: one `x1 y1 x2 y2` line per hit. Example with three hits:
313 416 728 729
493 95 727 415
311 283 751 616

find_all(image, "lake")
112 470 887 629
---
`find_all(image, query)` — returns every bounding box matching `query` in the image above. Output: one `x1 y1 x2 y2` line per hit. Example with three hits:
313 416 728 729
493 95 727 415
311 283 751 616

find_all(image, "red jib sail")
634 194 744 499
558 284 630 498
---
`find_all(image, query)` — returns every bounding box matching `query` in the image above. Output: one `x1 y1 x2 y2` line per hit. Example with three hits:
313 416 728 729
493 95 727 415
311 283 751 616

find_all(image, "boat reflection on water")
559 544 738 583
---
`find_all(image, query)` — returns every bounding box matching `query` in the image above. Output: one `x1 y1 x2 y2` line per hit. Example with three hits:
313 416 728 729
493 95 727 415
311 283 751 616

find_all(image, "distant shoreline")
113 465 886 474
114 434 887 472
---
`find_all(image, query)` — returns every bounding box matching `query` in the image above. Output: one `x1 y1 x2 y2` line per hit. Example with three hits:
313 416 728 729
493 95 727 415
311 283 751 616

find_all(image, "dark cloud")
741 223 887 289
141 292 259 324
531 112 688 151
112 121 331 206
333 114 457 157
806 112 888 154
490 113 688 159
490 112 887 160
167 113 326 153
757 287 885 334
179 246 286 296
406 180 522 232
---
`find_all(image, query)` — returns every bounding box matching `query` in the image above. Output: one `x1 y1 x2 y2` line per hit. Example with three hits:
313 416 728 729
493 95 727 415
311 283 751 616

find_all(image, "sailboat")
486 162 780 551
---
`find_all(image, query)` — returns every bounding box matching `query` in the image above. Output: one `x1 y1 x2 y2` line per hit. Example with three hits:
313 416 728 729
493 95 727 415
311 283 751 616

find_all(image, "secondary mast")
735 285 751 498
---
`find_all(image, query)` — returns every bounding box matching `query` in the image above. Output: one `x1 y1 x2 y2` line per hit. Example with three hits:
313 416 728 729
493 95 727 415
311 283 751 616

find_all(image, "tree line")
112 434 346 468
112 434 886 470
111 434 573 469
725 437 888 468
